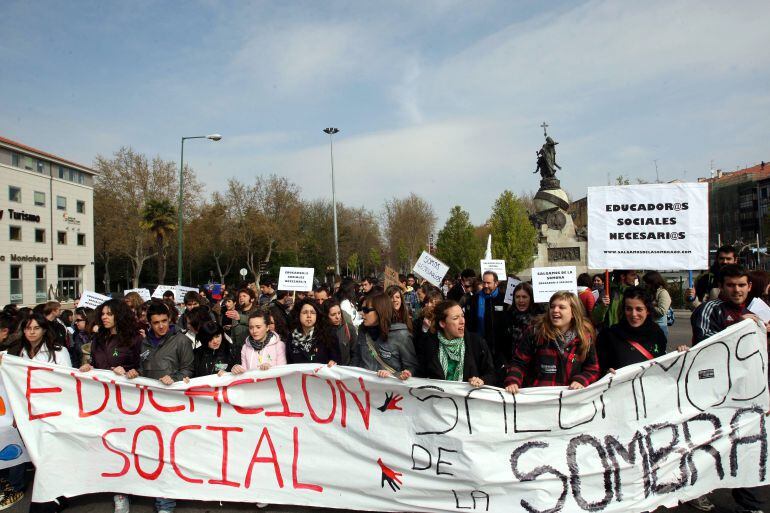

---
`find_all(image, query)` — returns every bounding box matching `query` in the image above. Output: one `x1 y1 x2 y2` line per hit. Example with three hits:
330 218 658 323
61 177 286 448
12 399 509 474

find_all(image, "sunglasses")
361 306 375 314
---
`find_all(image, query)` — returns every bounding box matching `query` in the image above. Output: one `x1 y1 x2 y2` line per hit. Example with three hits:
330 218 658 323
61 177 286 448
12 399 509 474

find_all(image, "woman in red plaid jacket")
504 291 600 393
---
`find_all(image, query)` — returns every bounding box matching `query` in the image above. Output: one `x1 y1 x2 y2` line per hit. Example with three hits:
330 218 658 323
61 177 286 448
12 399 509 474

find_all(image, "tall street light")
323 127 341 277
178 133 222 285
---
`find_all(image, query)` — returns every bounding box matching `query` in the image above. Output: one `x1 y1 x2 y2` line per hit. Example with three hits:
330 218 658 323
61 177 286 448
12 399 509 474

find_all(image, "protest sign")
503 277 521 305
176 285 199 299
532 265 577 302
748 298 770 323
152 285 177 301
278 267 314 291
124 288 151 301
77 290 110 310
383 266 400 289
587 183 709 270
0 379 29 470
412 251 449 287
480 259 506 280
3 320 768 512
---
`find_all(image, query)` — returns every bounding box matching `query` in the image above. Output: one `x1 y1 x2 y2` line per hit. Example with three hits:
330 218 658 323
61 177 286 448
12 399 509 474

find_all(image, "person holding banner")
417 300 495 387
504 292 599 393
287 298 340 365
190 321 238 377
79 299 141 376
351 292 417 379
595 287 667 374
232 310 287 372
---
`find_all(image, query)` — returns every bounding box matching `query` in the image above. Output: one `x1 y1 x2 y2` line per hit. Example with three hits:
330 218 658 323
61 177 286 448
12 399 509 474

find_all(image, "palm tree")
141 199 177 285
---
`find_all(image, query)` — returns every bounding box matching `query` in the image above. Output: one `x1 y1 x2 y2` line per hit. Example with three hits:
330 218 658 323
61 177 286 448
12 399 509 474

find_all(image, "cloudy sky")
2 0 769 226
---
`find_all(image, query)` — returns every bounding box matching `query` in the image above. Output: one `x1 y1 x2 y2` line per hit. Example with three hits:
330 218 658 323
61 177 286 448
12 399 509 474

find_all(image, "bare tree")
382 193 436 270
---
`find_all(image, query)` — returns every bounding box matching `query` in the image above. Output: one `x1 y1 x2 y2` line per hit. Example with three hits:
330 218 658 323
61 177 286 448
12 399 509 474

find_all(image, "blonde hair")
533 291 594 361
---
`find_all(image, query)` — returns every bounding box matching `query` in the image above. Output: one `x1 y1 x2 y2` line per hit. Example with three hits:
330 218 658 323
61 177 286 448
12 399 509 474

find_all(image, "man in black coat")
464 271 508 369
447 268 476 307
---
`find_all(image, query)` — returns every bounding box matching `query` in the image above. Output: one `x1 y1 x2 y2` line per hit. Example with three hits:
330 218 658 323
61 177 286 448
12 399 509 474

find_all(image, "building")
0 136 96 306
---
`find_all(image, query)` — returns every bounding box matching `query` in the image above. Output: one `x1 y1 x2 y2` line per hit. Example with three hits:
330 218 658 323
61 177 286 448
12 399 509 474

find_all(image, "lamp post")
177 133 221 285
323 127 341 277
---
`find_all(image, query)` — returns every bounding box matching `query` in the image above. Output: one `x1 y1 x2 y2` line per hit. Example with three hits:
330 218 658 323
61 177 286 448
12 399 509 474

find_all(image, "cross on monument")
540 121 549 137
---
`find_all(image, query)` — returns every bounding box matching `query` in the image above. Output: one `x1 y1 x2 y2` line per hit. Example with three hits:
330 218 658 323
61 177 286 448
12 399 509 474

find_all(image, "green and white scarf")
437 331 465 382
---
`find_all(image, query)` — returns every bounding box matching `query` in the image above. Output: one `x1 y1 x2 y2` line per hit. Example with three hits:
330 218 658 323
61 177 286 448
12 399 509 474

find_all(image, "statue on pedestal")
534 134 561 190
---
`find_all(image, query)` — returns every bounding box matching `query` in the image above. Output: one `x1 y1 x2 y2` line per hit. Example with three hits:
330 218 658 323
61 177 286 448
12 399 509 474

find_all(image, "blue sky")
2 0 769 227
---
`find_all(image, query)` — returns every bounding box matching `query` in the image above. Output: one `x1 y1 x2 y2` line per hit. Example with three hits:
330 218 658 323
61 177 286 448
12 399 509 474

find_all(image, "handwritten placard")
531 265 577 303
278 267 315 291
77 290 110 310
480 259 506 280
412 251 450 288
124 288 151 301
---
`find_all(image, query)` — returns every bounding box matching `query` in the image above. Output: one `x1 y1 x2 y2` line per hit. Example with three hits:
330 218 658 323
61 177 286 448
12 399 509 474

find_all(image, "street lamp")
323 127 341 277
177 133 221 285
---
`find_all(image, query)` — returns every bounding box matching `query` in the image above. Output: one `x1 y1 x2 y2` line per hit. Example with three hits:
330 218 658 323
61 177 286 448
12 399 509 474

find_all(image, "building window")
36 160 45 173
9 186 21 202
11 153 20 167
57 265 82 301
57 231 67 245
23 156 34 171
57 196 67 210
35 228 46 243
34 191 46 206
10 265 22 304
36 266 47 302
76 200 85 214
9 226 22 241
77 233 86 246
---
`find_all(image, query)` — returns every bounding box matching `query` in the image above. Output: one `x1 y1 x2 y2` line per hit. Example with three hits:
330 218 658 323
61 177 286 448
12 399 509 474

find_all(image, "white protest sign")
152 285 176 301
124 288 151 301
412 251 449 287
2 320 768 512
587 182 709 270
175 285 199 300
480 259 506 280
278 267 314 291
748 298 770 324
503 277 521 305
532 265 577 302
77 290 110 310
0 378 30 470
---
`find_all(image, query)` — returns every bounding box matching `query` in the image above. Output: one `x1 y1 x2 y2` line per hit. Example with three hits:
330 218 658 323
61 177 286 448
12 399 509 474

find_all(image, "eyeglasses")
361 306 375 314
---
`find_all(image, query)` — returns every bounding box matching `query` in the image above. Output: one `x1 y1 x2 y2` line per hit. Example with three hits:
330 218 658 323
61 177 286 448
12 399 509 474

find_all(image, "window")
36 266 47 302
57 196 67 210
57 166 86 184
23 156 34 171
34 191 46 206
77 233 86 246
10 266 22 304
35 229 46 243
36 160 45 173
9 226 21 241
9 186 21 202
57 231 67 245
76 200 85 214
57 265 82 301
11 153 20 167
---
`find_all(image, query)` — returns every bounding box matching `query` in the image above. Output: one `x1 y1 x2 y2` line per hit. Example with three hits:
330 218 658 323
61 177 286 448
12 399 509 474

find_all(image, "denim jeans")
155 497 176 511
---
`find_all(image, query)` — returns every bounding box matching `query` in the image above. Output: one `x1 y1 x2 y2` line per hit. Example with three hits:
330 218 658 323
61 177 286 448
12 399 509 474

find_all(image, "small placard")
278 267 315 292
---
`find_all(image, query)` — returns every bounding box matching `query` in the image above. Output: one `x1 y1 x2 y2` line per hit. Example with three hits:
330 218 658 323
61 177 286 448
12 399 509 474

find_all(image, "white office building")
0 135 96 306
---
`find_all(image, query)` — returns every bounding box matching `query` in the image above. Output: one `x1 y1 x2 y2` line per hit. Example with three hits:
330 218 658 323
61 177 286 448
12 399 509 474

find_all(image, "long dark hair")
512 282 536 313
642 271 667 292
385 285 413 332
363 292 393 341
94 299 139 348
290 298 336 350
16 312 60 362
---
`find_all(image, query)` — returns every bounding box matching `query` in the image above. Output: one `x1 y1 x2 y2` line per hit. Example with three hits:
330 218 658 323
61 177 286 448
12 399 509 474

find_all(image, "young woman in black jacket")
595 286 667 374
190 321 238 377
417 300 495 387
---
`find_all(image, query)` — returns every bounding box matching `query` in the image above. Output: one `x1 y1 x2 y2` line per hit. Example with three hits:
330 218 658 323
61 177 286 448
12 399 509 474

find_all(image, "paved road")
9 310 769 512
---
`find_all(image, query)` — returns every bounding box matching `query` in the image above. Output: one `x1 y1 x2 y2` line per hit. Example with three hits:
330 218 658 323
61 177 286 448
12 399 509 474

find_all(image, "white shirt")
20 344 72 367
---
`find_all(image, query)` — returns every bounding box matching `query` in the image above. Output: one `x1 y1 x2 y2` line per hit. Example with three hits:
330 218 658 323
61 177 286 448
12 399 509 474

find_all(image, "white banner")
532 265 577 302
0 379 29 470
124 288 151 302
480 259 506 280
2 320 768 511
587 183 709 270
412 251 449 287
152 285 177 301
278 267 315 291
77 290 111 310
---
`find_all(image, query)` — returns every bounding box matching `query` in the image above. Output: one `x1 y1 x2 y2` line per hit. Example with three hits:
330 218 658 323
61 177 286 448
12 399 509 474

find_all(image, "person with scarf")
505 291 599 393
595 287 667 374
417 300 495 387
465 271 507 369
351 291 417 379
232 310 287 372
287 298 340 365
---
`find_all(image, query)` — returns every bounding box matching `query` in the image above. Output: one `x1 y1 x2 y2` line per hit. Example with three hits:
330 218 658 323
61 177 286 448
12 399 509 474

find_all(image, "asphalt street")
8 310 769 512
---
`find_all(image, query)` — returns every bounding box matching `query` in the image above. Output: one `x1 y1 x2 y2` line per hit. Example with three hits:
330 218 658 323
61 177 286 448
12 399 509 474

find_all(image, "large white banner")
0 379 29 470
2 320 768 512
587 183 709 270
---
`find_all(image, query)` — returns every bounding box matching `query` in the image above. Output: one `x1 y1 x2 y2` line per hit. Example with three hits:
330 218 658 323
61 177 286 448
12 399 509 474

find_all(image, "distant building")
0 136 96 306
569 196 587 231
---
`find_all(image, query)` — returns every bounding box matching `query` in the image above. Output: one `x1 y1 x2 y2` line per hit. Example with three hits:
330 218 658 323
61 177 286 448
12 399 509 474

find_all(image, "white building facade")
0 136 96 306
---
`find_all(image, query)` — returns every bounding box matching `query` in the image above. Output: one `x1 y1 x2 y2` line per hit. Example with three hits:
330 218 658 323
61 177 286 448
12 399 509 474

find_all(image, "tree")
187 196 238 284
141 199 177 285
382 193 436 269
436 206 482 275
488 191 537 274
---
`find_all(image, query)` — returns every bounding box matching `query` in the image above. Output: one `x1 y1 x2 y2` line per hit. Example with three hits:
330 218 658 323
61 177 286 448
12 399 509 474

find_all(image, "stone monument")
526 124 587 276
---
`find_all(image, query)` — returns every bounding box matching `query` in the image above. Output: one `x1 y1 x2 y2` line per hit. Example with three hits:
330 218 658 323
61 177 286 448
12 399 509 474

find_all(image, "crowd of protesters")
0 246 767 512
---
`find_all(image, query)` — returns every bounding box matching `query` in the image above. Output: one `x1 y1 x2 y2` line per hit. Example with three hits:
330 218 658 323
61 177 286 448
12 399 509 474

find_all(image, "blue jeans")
655 317 669 339
155 497 176 511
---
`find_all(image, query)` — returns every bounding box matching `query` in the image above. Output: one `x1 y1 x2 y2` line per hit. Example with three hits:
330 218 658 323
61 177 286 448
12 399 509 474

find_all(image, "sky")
2 0 769 228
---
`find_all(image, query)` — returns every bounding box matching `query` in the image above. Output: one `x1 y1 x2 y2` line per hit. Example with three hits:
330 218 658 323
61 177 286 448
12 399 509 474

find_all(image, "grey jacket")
351 323 417 374
140 328 194 381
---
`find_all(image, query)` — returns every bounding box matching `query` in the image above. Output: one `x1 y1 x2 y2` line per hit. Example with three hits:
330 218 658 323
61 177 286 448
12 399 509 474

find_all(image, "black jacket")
418 331 496 386
595 318 667 373
465 291 508 364
192 340 238 377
